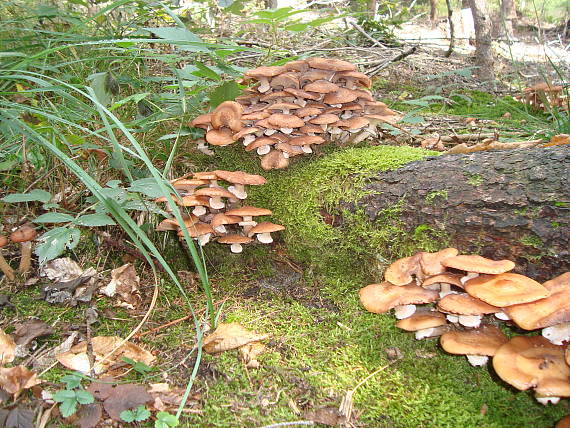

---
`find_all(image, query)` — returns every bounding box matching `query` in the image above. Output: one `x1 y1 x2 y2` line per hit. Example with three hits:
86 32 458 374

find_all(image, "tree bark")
353 146 570 282
500 0 517 39
467 0 495 80
430 0 438 22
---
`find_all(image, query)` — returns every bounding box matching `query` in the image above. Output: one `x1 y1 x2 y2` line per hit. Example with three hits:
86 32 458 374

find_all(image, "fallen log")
354 146 570 281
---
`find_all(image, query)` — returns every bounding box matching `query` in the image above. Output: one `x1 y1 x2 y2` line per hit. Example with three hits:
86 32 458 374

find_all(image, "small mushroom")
10 226 37 274
396 310 448 340
0 235 15 281
358 282 438 315
440 324 508 366
247 222 285 244
217 235 253 253
213 170 267 200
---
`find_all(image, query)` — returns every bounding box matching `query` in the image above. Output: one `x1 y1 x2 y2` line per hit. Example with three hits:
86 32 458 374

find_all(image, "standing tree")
468 0 495 81
500 0 517 40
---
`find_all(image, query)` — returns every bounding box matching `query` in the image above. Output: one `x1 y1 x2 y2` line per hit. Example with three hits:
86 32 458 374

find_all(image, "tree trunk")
467 0 495 80
353 146 570 282
430 0 438 22
500 0 517 39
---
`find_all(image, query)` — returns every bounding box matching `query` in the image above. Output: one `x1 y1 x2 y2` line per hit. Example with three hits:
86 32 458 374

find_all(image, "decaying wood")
352 146 570 281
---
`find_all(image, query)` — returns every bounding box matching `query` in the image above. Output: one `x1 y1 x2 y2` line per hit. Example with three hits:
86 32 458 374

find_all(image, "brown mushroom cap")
492 336 570 397
358 281 439 314
323 88 359 105
283 60 309 72
245 137 278 152
442 255 515 274
437 293 500 315
178 195 210 207
288 135 325 146
422 273 464 288
156 215 199 231
270 73 300 89
503 273 570 330
260 91 295 103
396 311 447 331
335 116 370 131
334 71 372 88
556 415 570 428
211 214 241 228
304 80 340 94
191 113 212 128
299 124 325 134
217 234 254 244
276 142 307 156
206 129 234 146
296 107 324 118
193 172 218 180
211 101 243 132
465 273 550 307
178 222 214 238
225 206 272 217
268 114 305 128
307 57 357 72
171 178 208 191
283 88 321 100
440 325 508 356
384 254 421 286
194 187 236 199
10 226 37 243
308 114 340 125
213 170 266 186
418 248 459 276
247 222 285 236
245 65 288 79
260 150 289 170
299 70 335 84
267 102 301 112
233 127 260 140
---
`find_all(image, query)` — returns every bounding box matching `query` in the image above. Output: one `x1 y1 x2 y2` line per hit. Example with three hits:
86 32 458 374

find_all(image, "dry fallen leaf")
56 336 155 375
421 135 445 151
100 264 141 309
543 134 570 147
102 384 152 421
40 257 83 281
0 366 41 397
33 332 78 372
148 383 198 412
12 319 54 358
0 329 16 365
75 403 103 428
203 322 269 354
39 258 98 304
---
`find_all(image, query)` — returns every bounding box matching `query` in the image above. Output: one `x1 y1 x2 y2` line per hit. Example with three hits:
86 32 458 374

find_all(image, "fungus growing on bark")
247 222 285 244
437 293 500 328
217 235 253 254
465 273 549 307
440 325 508 366
10 226 37 274
358 282 438 316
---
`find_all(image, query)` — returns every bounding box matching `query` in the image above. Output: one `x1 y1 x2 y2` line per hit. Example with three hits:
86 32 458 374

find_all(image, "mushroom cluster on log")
359 249 570 404
515 82 567 112
155 170 284 253
191 57 399 170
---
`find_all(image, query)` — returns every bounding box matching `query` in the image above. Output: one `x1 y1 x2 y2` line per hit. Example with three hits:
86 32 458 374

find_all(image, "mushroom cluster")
0 225 37 281
515 82 567 112
191 57 399 170
155 170 284 253
359 249 570 404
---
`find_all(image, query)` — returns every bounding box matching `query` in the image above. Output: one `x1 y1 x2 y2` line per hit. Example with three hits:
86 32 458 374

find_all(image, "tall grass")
0 0 251 416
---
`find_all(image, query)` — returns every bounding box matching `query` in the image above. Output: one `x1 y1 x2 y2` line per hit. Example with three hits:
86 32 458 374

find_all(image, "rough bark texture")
468 0 495 80
354 146 570 282
499 0 517 39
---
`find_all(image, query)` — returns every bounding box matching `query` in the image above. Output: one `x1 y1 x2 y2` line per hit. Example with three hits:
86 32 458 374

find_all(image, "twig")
348 20 386 48
260 422 314 428
367 46 418 76
133 297 230 339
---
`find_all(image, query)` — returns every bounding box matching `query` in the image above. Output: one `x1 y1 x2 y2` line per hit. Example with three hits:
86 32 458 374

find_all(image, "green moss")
425 190 448 204
520 234 543 248
466 173 484 186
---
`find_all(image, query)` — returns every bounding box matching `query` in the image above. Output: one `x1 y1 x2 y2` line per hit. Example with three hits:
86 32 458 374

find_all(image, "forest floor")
1 10 569 428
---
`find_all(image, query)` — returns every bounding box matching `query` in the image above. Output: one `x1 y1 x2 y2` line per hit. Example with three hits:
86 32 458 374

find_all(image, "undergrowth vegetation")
1 0 569 426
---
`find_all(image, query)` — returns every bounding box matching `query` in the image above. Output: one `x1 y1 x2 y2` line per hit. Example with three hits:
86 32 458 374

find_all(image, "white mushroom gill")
198 233 211 246
258 79 270 93
256 232 274 244
209 197 225 210
541 322 570 345
394 304 416 320
340 112 353 120
281 127 293 134
243 135 256 146
228 184 247 200
282 152 290 159
301 146 313 154
265 129 277 136
495 311 510 321
414 325 448 340
230 243 243 253
535 396 560 405
197 141 214 156
257 145 271 155
214 225 227 234
446 314 459 323
458 315 482 328
460 272 479 285
466 355 488 366
192 206 207 217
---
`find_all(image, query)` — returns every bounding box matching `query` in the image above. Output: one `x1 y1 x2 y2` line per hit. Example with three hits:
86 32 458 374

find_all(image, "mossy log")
353 146 570 281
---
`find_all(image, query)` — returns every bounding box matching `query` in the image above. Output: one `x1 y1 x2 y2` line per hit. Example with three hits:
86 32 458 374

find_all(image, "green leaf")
74 213 116 227
284 23 309 32
209 81 241 108
35 227 81 264
33 212 74 224
120 409 136 423
400 114 424 124
146 27 208 52
59 399 77 418
193 62 221 81
128 178 165 198
156 412 179 426
88 72 113 106
53 390 76 402
133 405 150 422
60 374 82 389
110 92 151 112
2 189 51 203
75 390 94 405
121 357 153 374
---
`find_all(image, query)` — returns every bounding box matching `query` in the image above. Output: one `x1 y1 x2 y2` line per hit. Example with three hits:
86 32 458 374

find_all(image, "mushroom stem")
0 254 15 281
209 197 225 210
535 396 560 405
458 315 482 328
228 184 247 200
256 232 274 244
198 234 211 247
19 242 33 273
192 206 207 217
541 322 570 345
230 243 243 253
466 355 489 366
